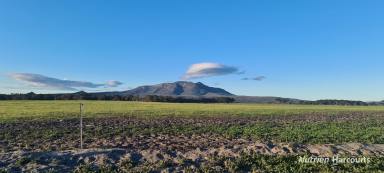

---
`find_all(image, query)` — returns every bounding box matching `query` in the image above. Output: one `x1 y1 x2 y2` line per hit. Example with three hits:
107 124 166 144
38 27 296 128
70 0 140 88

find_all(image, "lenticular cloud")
9 73 123 90
182 62 240 79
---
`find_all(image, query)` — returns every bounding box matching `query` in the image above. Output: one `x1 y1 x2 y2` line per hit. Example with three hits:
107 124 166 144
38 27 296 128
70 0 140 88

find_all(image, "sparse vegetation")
1 101 384 172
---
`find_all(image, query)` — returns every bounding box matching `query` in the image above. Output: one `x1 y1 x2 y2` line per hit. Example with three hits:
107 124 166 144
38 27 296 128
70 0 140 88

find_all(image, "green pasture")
1 100 384 121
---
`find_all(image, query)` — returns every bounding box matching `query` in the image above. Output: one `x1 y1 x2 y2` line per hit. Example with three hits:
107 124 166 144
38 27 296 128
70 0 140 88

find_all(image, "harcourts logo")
298 155 371 165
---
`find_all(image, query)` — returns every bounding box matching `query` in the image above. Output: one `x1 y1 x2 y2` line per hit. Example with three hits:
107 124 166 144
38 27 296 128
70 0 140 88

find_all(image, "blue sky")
0 0 383 101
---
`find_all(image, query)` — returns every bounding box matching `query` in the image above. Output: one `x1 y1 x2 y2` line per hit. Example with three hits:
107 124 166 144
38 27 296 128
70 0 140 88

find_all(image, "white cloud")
182 62 240 80
241 76 266 81
9 73 123 90
105 80 123 87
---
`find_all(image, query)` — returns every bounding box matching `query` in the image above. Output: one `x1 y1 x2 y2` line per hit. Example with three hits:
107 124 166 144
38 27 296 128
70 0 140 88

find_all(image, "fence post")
80 103 84 150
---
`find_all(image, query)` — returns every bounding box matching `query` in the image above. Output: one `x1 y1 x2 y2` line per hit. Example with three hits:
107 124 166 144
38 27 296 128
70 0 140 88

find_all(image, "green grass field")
2 100 384 120
1 100 384 144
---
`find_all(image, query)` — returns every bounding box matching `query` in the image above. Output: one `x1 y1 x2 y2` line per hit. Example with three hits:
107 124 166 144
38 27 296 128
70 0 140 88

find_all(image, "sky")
0 0 383 101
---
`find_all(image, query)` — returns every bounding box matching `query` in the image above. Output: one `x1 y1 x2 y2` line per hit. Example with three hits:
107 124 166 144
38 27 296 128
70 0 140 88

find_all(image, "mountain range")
2 81 382 105
99 81 380 105
119 81 234 97
101 81 301 103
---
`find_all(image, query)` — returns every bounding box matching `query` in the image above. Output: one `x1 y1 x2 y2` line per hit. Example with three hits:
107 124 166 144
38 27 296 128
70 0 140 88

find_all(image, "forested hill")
1 81 382 105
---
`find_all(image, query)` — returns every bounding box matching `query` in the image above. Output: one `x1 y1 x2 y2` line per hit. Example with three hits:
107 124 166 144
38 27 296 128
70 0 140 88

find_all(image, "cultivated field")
1 101 384 172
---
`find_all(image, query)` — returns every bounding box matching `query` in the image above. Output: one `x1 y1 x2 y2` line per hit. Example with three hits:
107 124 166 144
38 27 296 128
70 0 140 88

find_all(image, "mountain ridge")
120 81 234 97
1 81 382 105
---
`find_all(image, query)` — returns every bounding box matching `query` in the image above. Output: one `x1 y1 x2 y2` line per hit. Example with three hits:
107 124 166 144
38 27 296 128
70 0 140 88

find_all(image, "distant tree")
0 94 6 100
112 95 122 101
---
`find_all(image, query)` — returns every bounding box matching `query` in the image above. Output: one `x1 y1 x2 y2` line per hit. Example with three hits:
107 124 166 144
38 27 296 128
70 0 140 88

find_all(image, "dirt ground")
1 114 384 172
1 133 384 172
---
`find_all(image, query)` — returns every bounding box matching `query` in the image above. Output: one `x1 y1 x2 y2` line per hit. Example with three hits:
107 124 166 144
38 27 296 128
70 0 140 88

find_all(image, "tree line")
0 92 235 103
276 98 383 106
1 92 382 105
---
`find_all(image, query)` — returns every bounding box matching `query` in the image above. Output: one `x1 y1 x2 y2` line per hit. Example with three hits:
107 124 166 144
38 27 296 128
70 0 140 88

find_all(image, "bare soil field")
1 114 384 172
1 102 384 172
1 142 383 172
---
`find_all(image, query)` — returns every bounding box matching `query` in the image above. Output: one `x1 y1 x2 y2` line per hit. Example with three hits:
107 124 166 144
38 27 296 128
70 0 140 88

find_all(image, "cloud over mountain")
9 73 123 90
182 62 240 79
